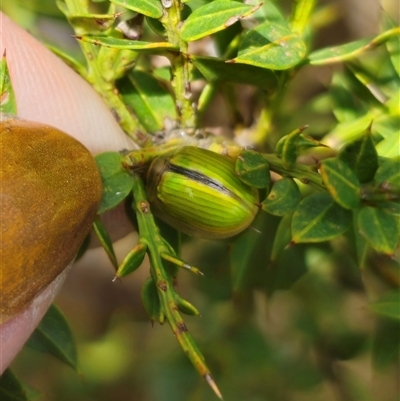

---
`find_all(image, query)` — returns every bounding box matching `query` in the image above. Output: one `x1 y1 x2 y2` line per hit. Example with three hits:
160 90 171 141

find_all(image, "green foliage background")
1 0 399 401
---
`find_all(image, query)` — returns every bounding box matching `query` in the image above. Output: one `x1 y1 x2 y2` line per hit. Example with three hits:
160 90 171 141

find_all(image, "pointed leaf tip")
205 373 223 399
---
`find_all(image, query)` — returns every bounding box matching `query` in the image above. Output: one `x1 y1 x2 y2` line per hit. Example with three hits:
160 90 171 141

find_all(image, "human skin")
0 13 134 373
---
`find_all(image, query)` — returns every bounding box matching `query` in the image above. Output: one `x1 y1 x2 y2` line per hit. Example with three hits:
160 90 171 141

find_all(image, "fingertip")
0 16 137 369
0 12 134 154
0 267 70 374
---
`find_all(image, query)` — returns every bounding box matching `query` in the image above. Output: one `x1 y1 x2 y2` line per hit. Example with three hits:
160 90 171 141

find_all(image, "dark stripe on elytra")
167 163 246 207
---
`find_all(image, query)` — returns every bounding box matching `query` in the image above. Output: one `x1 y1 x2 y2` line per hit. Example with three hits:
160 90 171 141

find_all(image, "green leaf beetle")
144 146 260 239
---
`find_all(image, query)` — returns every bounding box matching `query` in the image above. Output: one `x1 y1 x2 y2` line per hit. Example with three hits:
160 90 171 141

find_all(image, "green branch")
62 0 147 146
131 173 223 399
263 153 325 190
161 0 196 129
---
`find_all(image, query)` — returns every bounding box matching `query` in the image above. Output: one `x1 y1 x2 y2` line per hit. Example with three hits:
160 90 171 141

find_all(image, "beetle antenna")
249 226 262 234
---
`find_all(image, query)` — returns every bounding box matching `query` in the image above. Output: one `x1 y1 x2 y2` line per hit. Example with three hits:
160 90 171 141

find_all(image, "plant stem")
251 106 274 147
62 0 147 146
197 83 218 124
161 0 195 129
263 153 325 190
81 41 144 142
252 70 293 148
290 0 317 35
253 0 317 147
131 173 222 399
